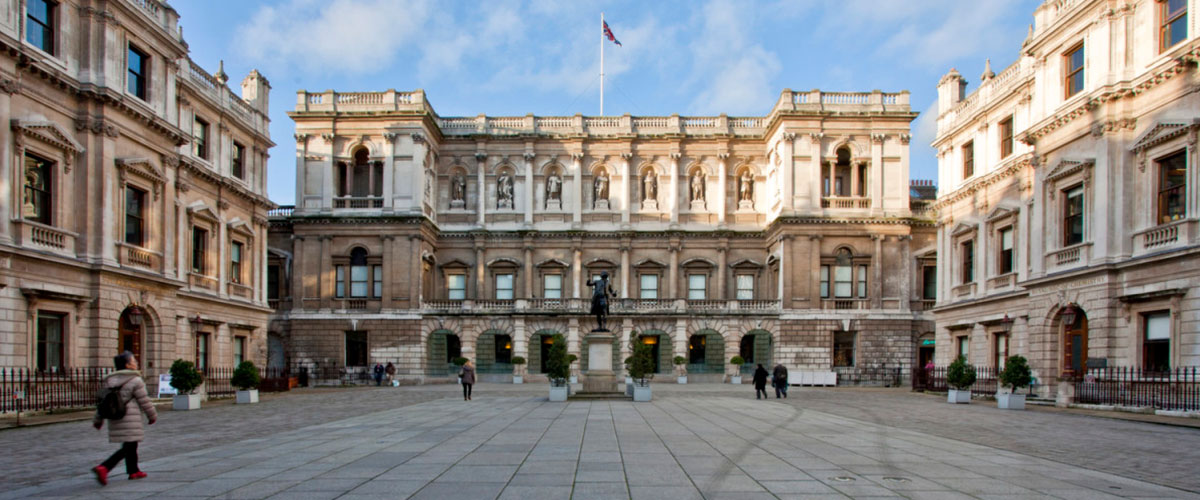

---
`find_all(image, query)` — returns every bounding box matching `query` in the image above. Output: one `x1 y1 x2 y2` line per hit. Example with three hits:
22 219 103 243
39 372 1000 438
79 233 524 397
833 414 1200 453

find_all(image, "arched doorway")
1061 305 1089 377
636 331 671 374
528 330 560 374
739 330 772 373
687 330 724 374
476 330 513 374
427 330 461 376
118 307 145 361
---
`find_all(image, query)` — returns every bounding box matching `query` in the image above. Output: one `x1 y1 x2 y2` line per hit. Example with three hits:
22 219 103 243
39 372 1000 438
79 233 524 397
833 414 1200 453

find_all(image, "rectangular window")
36 311 64 372
994 333 1009 370
232 142 245 180
856 265 868 298
496 273 514 300
543 274 562 299
1143 311 1171 372
1063 185 1084 246
1065 43 1085 98
230 241 243 284
961 240 975 283
23 152 52 225
127 45 148 100
335 265 345 298
689 335 706 364
195 333 209 371
834 264 853 298
962 141 974 179
957 335 969 359
447 273 467 300
191 227 207 274
26 0 56 54
345 331 368 367
495 334 512 364
833 331 855 367
687 274 706 300
350 263 368 298
1161 0 1188 52
999 227 1014 275
736 274 754 300
233 336 245 366
999 116 1014 159
124 186 145 246
639 274 658 299
193 117 209 160
267 264 280 300
819 266 830 298
922 265 937 300
1158 151 1187 224
372 265 382 298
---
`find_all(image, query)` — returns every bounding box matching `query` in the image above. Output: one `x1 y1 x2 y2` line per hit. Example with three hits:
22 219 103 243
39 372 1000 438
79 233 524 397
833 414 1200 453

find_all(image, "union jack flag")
603 20 622 46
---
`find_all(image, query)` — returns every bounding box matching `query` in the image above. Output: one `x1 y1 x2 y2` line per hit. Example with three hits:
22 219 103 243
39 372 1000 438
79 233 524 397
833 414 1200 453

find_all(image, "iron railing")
1074 367 1200 411
913 366 1037 396
201 366 292 398
0 367 112 413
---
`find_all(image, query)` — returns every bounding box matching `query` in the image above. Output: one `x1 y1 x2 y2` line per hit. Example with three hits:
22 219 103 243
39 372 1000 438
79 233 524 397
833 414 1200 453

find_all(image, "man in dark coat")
372 363 385 386
752 364 770 400
773 363 789 398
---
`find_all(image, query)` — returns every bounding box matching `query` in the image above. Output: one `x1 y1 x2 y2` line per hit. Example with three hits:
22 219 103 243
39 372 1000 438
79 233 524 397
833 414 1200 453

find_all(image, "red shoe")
92 465 108 486
129 471 147 480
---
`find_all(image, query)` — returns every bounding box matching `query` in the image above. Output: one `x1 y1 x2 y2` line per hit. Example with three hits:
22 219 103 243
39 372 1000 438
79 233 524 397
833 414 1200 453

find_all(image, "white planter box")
625 376 633 385
549 385 568 402
513 376 523 384
569 376 578 384
633 384 652 402
235 389 259 404
173 394 201 411
677 376 687 384
730 375 743 385
625 382 634 396
996 393 1026 410
948 389 971 404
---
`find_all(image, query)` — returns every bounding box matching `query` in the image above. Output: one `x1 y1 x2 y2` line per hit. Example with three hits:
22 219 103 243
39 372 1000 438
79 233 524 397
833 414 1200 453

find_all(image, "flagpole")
600 12 605 116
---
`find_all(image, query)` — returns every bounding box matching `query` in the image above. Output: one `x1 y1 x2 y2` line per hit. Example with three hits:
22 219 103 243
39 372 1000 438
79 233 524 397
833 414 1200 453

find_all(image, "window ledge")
987 272 1017 290
14 219 78 256
952 282 977 299
1133 218 1196 256
21 41 67 72
1046 241 1092 270
117 242 161 270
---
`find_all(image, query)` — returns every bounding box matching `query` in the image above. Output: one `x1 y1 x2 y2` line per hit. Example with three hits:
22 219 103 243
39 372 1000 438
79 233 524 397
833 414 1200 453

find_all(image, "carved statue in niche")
593 172 609 203
642 171 657 201
546 173 562 201
739 171 754 202
451 172 466 202
497 171 514 208
690 172 705 201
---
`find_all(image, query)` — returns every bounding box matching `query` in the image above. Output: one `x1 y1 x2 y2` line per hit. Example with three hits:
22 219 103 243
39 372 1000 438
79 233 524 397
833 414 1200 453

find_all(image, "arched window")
334 247 382 299
335 147 383 206
834 249 853 298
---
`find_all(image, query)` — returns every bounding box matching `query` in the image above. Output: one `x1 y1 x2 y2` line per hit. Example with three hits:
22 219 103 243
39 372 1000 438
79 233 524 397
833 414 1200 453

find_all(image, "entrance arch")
636 330 671 374
117 306 145 361
1060 305 1089 377
687 329 724 374
427 330 462 376
476 330 514 374
738 329 772 373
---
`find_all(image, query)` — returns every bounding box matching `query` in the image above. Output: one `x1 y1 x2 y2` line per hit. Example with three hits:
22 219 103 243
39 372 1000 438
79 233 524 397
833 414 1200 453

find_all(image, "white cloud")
686 0 782 115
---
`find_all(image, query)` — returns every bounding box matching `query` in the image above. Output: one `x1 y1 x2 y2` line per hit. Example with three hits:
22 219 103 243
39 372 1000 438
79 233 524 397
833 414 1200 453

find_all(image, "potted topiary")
511 356 526 384
452 356 468 384
232 361 261 404
623 356 634 396
566 353 579 384
546 334 570 402
946 355 976 404
629 340 655 402
997 355 1032 410
729 356 745 384
674 356 688 384
169 359 204 410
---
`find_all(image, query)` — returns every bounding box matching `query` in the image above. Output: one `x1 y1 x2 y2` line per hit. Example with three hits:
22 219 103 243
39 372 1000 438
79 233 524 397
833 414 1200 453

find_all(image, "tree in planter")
729 355 745 376
999 355 1032 392
452 357 469 368
545 334 570 386
511 356 527 376
946 355 977 390
673 356 687 376
231 361 261 391
628 341 656 386
169 359 204 395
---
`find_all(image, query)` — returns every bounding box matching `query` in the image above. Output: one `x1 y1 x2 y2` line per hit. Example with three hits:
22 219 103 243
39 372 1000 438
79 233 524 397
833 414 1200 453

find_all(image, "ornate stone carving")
898 133 912 145
497 171 514 209
690 171 705 202
0 78 19 95
546 174 562 202
871 133 887 144
641 172 657 202
451 173 466 202
739 171 754 203
593 172 609 205
320 133 335 143
809 132 824 144
523 152 536 161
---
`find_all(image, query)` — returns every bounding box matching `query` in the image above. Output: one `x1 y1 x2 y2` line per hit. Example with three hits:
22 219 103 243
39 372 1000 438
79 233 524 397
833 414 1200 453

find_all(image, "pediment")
951 223 978 237
681 257 716 268
186 201 220 222
985 204 1019 222
535 258 569 268
116 157 166 185
441 258 470 269
1044 158 1094 184
227 218 255 237
12 119 84 155
729 258 764 269
487 257 521 268
585 258 617 268
634 258 666 268
1130 120 1198 153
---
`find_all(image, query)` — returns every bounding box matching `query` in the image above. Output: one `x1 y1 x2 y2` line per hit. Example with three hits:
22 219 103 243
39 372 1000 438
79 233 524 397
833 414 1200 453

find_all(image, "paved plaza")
1 385 1198 499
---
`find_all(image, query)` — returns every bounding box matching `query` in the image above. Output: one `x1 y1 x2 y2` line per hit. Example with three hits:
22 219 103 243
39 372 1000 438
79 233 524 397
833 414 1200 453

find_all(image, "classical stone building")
0 0 274 379
269 88 937 385
932 0 1199 398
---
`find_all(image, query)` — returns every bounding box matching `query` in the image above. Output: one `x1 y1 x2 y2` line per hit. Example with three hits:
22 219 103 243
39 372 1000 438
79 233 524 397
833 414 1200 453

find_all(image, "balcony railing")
821 196 872 209
416 298 782 314
118 242 159 270
951 282 976 299
1046 242 1091 272
820 299 869 310
333 196 383 209
1133 219 1194 256
228 282 254 300
17 220 77 255
987 273 1016 290
189 273 218 292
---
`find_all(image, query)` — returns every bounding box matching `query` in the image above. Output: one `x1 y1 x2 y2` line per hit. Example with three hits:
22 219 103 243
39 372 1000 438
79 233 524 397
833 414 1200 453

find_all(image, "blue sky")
173 0 1042 205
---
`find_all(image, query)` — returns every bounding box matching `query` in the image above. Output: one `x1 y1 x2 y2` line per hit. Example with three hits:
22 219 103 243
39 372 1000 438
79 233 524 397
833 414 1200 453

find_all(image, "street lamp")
128 305 143 327
1000 314 1013 334
1060 304 1078 327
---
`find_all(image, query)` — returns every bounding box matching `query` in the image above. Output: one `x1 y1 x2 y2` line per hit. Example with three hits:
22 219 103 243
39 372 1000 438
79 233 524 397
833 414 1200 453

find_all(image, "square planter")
730 375 743 385
625 382 634 397
677 376 687 385
625 376 633 385
513 376 523 384
548 385 568 402
947 389 971 404
996 393 1026 410
569 375 578 384
173 394 201 411
235 389 259 404
633 384 652 402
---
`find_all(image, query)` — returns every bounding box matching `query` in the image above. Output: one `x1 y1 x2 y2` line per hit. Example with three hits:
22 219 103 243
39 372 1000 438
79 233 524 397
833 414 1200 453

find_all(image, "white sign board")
157 374 177 398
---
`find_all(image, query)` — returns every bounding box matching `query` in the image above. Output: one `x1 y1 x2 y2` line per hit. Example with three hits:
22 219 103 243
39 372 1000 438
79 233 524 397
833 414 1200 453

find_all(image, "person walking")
773 363 789 398
752 364 769 400
372 362 385 386
460 360 476 401
91 351 157 486
385 362 396 386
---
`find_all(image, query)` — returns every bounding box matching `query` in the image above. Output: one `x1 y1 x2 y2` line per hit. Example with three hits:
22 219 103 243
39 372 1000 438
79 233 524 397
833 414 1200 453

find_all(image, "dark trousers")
755 387 767 399
775 381 788 398
463 383 473 399
101 442 139 474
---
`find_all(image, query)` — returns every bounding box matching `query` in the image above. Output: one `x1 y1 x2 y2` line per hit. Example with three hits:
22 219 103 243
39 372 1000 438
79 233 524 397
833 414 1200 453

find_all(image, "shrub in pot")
729 355 745 384
946 355 976 404
629 340 656 402
997 355 1032 410
511 356 526 384
169 359 204 410
623 356 634 395
546 334 570 401
566 353 579 384
232 361 261 404
673 355 688 384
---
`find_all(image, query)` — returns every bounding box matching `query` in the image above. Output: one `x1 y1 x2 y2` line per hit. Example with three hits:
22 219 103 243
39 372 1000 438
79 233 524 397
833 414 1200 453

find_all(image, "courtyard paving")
0 384 1198 499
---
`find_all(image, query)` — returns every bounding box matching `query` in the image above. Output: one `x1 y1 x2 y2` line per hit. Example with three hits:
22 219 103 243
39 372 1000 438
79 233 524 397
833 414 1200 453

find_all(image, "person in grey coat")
92 351 157 485
460 360 476 401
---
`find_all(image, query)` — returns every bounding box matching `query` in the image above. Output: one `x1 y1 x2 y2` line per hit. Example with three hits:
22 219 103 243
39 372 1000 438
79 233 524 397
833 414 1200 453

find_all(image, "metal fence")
1075 367 1200 411
913 366 1036 396
838 366 904 387
201 367 292 398
1 367 112 413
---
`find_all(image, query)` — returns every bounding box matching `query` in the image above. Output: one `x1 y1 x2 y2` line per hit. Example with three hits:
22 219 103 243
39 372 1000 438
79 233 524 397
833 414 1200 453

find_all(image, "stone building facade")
270 88 937 385
0 0 274 379
932 0 1200 398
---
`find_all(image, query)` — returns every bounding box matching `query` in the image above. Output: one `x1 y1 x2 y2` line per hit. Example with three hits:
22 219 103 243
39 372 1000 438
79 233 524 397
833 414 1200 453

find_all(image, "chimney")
241 69 271 115
937 68 967 114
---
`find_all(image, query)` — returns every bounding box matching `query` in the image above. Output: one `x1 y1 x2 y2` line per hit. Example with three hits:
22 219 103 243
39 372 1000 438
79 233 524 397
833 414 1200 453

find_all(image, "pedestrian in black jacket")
773 363 789 399
752 364 769 400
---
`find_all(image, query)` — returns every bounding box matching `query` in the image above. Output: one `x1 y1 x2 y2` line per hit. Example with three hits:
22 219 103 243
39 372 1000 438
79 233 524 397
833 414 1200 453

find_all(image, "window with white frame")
36 311 64 372
127 44 148 100
998 227 1014 275
639 274 659 299
193 116 209 160
543 274 562 299
1064 43 1085 99
1143 311 1171 372
233 336 245 366
1157 151 1186 224
232 142 246 180
447 273 467 300
495 273 514 300
23 152 53 225
230 241 244 284
124 186 146 246
961 240 975 283
1063 185 1085 246
687 274 706 300
736 274 754 300
1160 0 1188 53
26 0 56 55
191 226 208 274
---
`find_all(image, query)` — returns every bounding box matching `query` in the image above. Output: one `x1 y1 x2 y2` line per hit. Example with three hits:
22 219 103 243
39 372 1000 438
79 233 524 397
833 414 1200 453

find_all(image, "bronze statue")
586 271 616 331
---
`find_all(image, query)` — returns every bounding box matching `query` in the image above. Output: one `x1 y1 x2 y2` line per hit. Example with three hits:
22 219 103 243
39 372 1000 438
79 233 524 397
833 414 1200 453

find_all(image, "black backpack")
97 384 127 420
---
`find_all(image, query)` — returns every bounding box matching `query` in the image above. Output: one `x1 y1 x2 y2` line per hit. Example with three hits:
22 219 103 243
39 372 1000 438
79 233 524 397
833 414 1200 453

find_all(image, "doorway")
1063 312 1089 377
118 308 143 361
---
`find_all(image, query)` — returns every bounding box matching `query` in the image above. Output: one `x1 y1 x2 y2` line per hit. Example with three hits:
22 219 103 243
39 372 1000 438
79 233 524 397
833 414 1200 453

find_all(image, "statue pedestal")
595 199 609 210
581 329 619 394
641 200 658 211
450 199 466 209
690 200 706 211
547 200 562 211
737 200 754 211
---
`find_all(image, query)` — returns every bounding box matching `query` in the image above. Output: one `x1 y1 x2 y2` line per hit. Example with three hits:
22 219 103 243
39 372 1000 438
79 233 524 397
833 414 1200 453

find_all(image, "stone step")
568 392 631 401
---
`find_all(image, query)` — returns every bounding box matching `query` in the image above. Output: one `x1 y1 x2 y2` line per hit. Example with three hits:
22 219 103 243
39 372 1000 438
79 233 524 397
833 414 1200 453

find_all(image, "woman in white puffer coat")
91 351 157 485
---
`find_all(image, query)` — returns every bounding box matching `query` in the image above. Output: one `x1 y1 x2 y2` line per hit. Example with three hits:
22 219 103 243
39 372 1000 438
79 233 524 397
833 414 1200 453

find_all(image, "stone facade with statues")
268 88 937 385
0 1 274 384
931 0 1200 401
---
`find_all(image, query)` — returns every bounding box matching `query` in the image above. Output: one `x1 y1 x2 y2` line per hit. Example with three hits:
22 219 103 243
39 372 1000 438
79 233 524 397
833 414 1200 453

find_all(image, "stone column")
318 235 332 309
674 318 687 372
808 133 823 211
321 134 334 212
620 153 632 225
620 242 631 299
514 317 527 374
524 152 535 225
899 235 912 311
476 153 487 226
809 234 822 304
291 235 305 309
572 244 582 298
620 318 634 377
381 235 394 309
523 241 533 299
474 239 485 299
872 234 883 309
669 153 681 224
780 132 795 212
871 134 885 213
572 153 583 225
383 132 396 212
668 240 680 298
409 235 424 305
0 85 13 243
849 160 860 197
411 134 427 213
717 243 728 299
779 235 793 308
716 153 728 225
567 316 581 368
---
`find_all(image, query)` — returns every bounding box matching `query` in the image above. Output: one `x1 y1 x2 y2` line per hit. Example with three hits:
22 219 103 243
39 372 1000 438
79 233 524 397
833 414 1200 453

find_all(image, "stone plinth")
582 329 619 394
